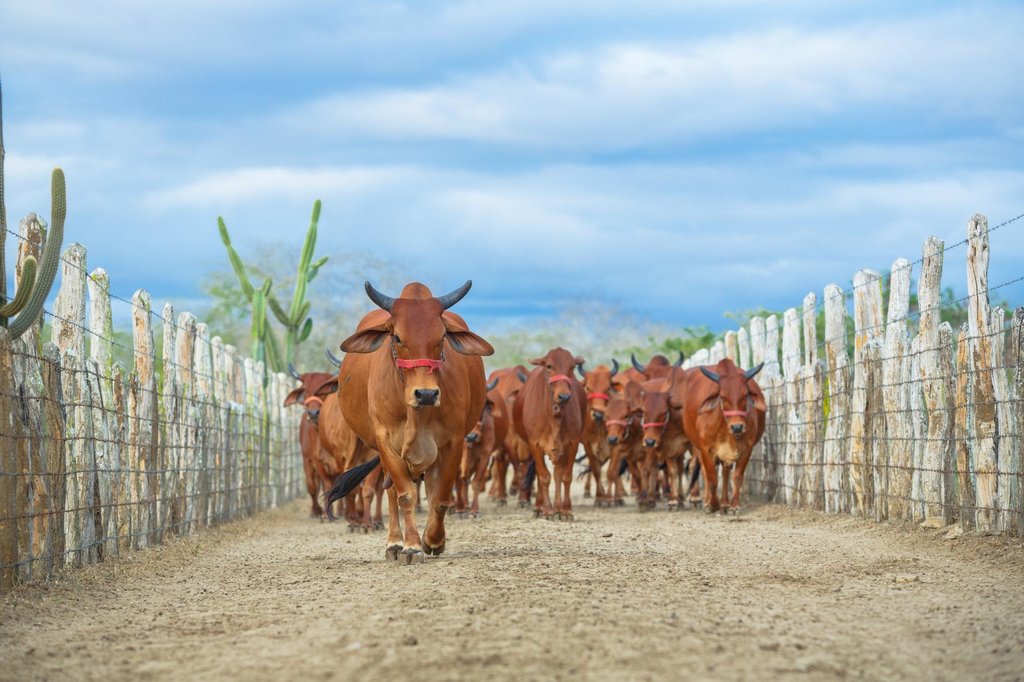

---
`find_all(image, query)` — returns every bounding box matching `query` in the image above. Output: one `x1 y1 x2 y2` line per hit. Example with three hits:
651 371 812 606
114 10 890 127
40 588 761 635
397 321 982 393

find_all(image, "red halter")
395 358 443 374
642 421 667 429
548 374 573 385
722 410 748 417
605 419 629 426
587 392 610 401
303 396 323 407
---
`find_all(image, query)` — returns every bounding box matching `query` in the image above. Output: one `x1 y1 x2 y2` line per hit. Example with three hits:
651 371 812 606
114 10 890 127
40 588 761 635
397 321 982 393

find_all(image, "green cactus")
0 77 66 340
217 199 326 373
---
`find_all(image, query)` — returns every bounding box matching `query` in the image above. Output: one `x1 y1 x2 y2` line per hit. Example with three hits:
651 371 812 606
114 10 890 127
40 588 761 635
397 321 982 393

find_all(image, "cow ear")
284 387 304 407
340 323 390 353
748 385 767 412
315 379 339 398
528 357 544 366
446 329 494 356
698 394 721 415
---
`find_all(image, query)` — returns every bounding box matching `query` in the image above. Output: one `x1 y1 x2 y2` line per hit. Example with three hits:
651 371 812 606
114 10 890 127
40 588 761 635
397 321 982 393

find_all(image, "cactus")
217 199 326 373
0 77 66 340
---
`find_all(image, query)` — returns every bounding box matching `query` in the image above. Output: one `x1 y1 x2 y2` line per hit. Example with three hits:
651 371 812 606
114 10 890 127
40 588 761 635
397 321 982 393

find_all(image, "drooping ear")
698 394 722 415
529 357 545 366
442 317 494 356
314 379 339 398
284 387 304 407
748 383 767 412
340 322 391 353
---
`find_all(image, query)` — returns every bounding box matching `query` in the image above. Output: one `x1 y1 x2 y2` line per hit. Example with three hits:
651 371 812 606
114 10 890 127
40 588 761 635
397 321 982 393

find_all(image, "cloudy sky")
2 0 1022 333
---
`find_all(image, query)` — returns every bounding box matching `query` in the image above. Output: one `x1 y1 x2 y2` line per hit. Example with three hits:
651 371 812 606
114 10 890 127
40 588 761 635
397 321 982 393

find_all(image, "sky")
2 0 1023 334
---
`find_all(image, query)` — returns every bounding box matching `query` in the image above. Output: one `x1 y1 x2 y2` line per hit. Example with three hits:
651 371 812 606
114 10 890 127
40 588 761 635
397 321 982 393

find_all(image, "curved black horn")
287 363 302 381
674 351 685 367
516 370 529 383
699 366 721 383
364 280 395 312
486 377 499 392
436 280 472 310
631 353 645 373
325 349 342 367
610 358 619 377
744 362 765 380
576 364 587 379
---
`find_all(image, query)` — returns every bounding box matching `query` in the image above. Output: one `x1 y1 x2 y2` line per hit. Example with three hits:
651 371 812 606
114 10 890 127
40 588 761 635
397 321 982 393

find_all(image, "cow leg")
584 443 607 505
607 447 623 506
721 462 732 512
490 450 508 505
530 446 555 518
471 450 490 517
560 448 575 520
666 457 681 511
375 438 424 564
687 456 703 507
729 453 751 513
373 472 385 529
303 455 324 518
423 443 459 556
384 485 403 561
627 459 644 509
696 449 720 512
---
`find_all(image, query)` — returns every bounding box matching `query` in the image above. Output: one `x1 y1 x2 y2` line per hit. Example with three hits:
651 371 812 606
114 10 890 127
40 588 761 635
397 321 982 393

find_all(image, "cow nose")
557 392 571 404
414 389 440 406
731 423 745 436
607 435 619 445
644 438 657 448
591 411 604 421
465 432 479 443
307 408 320 422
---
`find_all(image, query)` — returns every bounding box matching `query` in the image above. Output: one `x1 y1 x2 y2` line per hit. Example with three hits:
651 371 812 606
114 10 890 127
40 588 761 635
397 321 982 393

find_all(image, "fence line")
685 213 1023 535
1 217 303 591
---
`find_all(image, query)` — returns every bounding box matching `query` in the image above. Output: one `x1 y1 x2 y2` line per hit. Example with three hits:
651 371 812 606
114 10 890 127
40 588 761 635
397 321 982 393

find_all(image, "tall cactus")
0 76 66 340
217 199 326 373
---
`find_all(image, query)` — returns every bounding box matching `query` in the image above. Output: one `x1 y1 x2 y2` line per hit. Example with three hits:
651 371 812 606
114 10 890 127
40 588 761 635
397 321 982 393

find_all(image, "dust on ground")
2 498 1023 681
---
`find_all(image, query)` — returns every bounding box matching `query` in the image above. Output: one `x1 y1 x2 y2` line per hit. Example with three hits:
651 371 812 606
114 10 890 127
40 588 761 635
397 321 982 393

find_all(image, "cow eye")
394 335 402 345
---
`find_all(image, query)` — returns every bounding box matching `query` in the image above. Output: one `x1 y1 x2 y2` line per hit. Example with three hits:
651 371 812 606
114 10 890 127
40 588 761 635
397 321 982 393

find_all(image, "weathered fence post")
990 307 1016 533
0 328 18 589
782 308 802 505
87 268 115 557
966 215 999 532
883 258 913 522
955 324 975 529
130 291 157 548
737 327 751 372
1012 308 1024 535
175 312 197 534
193 323 213 529
851 269 883 517
159 303 176 542
823 284 850 514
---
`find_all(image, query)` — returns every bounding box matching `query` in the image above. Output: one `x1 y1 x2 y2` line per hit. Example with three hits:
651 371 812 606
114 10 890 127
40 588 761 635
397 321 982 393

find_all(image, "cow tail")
324 456 381 520
521 459 536 492
618 457 629 477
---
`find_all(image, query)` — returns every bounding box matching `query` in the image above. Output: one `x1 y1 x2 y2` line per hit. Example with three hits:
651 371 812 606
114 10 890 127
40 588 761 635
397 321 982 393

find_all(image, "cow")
603 386 645 506
512 348 586 520
637 374 692 511
486 366 531 507
283 364 340 518
324 280 493 564
577 360 619 505
456 377 506 517
630 351 685 380
681 359 766 514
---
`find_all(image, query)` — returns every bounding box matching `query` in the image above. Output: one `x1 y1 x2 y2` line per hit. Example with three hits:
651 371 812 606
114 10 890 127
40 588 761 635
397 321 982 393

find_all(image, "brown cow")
603 387 644 506
512 348 586 520
637 375 691 512
486 366 531 507
283 365 340 518
630 351 685 380
456 376 506 517
325 280 493 563
577 360 619 505
681 359 766 514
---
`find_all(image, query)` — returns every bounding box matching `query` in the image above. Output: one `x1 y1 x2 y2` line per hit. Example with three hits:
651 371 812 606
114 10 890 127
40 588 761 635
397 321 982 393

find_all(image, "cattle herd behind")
291 279 769 564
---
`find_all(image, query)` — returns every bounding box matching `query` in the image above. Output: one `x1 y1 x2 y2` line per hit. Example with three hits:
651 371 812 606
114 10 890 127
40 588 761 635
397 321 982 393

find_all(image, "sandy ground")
2 497 1023 682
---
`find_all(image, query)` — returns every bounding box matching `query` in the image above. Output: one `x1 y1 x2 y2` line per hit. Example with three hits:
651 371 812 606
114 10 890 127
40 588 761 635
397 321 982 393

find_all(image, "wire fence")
683 213 1023 535
1 223 304 591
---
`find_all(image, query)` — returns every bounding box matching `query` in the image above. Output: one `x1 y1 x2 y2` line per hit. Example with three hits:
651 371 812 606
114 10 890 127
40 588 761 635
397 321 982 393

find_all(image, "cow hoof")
518 500 530 509
470 511 481 519
533 509 542 518
689 498 702 509
423 541 445 556
559 512 574 522
458 511 468 519
401 548 426 565
614 499 625 507
496 499 507 507
363 526 371 534
728 507 742 516
374 522 385 531
385 544 404 561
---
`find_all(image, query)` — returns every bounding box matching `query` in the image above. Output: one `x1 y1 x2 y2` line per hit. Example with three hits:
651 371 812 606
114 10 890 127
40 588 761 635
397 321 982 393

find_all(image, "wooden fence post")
175 312 197 534
918 237 950 523
87 268 115 557
823 284 850 514
130 291 157 548
0 328 18 589
724 331 738 365
193 323 213 529
990 307 1015 533
1012 308 1024 535
883 258 913 522
159 303 176 542
41 343 65 574
782 308 802 505
737 327 751 371
955 324 975 529
763 315 783 500
851 269 883 517
803 293 817 367
966 215 999 532
938 323 957 526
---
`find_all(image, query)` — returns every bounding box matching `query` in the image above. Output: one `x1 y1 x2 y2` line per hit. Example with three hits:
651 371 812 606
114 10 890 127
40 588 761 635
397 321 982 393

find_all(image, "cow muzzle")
465 431 480 444
607 435 620 445
305 408 320 424
591 410 605 422
414 388 440 407
644 437 657 448
557 392 572 404
730 423 745 437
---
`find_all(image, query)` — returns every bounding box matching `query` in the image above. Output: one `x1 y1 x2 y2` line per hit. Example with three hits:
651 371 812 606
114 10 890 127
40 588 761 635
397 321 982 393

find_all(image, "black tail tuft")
575 453 587 464
324 456 381 520
521 460 536 492
618 458 628 477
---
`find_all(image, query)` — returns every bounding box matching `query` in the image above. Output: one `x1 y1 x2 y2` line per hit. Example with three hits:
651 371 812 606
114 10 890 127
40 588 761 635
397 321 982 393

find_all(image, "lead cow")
325 281 493 563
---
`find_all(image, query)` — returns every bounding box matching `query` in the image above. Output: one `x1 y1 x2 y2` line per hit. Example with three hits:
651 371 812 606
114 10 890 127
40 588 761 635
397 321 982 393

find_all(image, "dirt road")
2 499 1023 681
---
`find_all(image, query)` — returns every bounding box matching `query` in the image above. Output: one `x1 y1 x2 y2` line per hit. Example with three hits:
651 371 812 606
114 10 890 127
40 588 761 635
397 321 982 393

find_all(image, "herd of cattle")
284 280 767 564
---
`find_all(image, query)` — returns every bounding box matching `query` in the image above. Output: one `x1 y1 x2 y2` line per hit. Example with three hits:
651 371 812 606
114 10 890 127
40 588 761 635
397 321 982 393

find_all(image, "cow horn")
631 353 645 373
364 281 395 312
486 377 499 392
576 364 586 379
325 349 342 367
699 366 721 383
436 280 472 310
744 362 765 380
516 370 529 383
610 359 619 377
674 351 685 367
287 363 302 381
